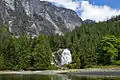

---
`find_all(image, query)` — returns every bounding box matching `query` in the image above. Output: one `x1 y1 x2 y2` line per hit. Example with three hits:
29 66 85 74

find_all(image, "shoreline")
0 69 78 75
67 69 120 77
0 68 120 76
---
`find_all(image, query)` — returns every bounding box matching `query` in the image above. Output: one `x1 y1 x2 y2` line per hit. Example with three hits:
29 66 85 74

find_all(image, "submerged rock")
52 49 72 67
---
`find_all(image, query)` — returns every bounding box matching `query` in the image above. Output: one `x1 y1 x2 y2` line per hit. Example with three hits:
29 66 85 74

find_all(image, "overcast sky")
41 0 120 22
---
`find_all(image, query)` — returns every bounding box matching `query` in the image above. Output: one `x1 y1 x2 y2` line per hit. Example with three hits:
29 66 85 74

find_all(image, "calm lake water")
0 74 120 80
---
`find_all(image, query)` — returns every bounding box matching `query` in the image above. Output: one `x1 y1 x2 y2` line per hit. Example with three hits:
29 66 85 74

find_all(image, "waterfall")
52 48 72 67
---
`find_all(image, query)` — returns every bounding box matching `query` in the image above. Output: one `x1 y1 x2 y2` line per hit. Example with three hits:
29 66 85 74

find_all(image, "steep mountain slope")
0 0 82 36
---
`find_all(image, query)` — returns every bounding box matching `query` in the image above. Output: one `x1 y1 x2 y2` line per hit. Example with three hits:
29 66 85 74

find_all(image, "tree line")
0 15 120 70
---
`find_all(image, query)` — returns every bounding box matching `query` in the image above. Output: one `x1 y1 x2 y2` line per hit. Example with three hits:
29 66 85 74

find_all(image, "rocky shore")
67 69 120 77
0 69 78 75
0 69 120 77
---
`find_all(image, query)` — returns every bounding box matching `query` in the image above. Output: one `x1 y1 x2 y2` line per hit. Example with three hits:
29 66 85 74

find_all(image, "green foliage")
0 15 120 70
0 24 7 32
32 35 52 70
0 54 5 70
97 35 120 65
63 64 76 69
0 33 53 70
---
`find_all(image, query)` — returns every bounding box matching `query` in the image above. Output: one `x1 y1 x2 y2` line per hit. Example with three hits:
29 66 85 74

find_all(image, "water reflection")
0 74 120 80
51 75 71 80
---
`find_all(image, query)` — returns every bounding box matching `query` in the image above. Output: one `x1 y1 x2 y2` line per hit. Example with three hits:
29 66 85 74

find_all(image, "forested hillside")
0 15 120 70
49 15 120 68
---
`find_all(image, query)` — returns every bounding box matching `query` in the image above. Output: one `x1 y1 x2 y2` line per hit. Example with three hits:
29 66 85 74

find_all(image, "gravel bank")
0 69 120 77
67 69 120 77
0 69 78 75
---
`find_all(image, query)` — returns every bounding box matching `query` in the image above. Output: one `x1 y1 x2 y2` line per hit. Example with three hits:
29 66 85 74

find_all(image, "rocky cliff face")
0 0 82 36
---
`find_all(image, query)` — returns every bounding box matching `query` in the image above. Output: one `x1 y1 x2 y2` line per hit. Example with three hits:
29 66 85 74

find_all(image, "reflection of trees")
51 75 71 80
1 74 120 80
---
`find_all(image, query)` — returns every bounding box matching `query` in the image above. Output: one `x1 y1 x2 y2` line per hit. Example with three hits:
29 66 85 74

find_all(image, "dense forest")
0 15 120 70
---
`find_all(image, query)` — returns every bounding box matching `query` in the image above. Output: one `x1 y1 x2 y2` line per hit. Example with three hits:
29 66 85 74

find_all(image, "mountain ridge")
0 0 82 36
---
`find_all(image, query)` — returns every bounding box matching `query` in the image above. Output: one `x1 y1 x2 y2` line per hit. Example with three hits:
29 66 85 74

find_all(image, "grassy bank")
86 65 120 70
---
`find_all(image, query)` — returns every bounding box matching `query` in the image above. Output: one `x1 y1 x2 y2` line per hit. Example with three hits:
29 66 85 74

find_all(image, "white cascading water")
61 49 72 65
52 48 72 67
